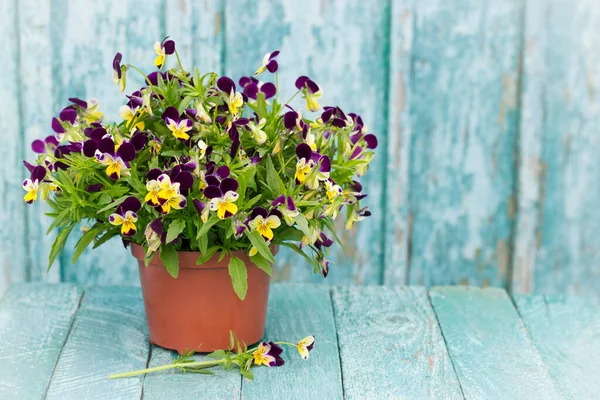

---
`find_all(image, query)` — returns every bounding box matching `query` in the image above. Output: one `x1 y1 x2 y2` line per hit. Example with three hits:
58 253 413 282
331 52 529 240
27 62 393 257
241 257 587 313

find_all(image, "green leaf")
46 207 72 235
92 228 119 249
160 150 184 157
166 219 186 244
265 156 285 194
243 194 262 210
322 217 346 250
197 216 219 239
48 224 75 271
250 254 272 276
72 225 105 264
96 195 129 214
240 368 254 380
228 256 248 300
207 349 228 359
229 331 235 350
159 245 179 278
246 230 275 263
294 213 312 238
196 246 219 265
198 231 208 254
279 242 316 266
144 250 154 267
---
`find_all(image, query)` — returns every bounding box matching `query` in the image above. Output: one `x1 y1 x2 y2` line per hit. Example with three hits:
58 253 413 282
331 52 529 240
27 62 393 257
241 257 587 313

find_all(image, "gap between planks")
42 291 86 399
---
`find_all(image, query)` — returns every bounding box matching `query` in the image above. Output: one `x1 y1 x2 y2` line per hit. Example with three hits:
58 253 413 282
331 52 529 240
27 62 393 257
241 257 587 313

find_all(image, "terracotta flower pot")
131 243 276 354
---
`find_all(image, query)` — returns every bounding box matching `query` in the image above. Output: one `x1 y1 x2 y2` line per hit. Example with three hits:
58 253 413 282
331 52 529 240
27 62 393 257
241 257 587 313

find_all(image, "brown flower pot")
131 243 275 354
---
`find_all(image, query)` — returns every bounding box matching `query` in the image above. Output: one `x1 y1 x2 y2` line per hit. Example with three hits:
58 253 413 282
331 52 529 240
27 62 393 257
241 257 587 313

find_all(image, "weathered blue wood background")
1 0 599 296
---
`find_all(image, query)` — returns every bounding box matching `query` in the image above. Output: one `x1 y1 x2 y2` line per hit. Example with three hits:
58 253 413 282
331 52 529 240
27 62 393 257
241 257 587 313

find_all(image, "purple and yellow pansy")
22 39 378 294
154 37 175 69
295 76 322 112
94 136 136 180
203 166 239 219
252 342 285 367
22 166 58 204
109 196 141 237
248 207 281 241
254 50 279 76
297 335 315 360
162 106 193 141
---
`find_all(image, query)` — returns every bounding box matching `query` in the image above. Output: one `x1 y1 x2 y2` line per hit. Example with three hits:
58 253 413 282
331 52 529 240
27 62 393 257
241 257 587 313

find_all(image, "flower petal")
220 177 238 194
161 106 180 122
364 133 378 149
216 76 236 93
203 185 223 199
295 143 312 160
119 196 142 213
260 82 276 99
51 117 65 134
59 108 77 124
117 142 136 162
215 165 230 179
31 139 45 153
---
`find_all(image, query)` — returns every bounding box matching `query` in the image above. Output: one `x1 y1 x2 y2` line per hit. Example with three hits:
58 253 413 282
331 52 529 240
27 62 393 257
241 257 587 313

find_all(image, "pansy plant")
110 331 316 381
22 38 377 301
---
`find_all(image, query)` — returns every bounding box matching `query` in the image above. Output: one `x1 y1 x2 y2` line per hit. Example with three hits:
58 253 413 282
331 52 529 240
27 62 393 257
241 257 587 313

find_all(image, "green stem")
174 50 186 73
284 90 300 106
126 64 151 86
110 359 225 379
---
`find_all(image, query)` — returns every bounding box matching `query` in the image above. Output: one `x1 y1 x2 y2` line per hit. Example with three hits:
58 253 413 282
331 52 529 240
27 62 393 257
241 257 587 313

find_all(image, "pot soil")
131 243 275 354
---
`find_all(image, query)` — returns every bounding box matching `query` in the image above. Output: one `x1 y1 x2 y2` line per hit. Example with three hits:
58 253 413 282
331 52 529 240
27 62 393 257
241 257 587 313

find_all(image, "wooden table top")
0 283 598 399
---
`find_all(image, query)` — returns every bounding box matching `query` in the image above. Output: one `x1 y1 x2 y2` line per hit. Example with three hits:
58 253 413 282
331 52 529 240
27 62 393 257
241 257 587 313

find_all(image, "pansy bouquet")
23 38 377 300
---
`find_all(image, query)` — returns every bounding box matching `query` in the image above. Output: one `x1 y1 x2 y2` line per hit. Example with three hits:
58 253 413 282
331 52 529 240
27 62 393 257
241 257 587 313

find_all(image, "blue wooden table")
0 284 598 399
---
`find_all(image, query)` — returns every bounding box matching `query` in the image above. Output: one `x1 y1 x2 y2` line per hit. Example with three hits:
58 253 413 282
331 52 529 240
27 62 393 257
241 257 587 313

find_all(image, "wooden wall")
1 0 599 296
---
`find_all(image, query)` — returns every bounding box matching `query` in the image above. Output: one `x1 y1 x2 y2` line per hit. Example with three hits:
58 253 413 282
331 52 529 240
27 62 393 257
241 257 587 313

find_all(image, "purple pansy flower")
283 105 304 131
112 52 126 92
295 143 315 185
322 106 348 128
154 37 176 69
272 195 299 226
94 136 136 180
295 76 322 112
318 258 330 278
297 335 316 360
252 341 285 367
162 106 193 141
247 207 282 241
31 136 59 155
239 76 276 101
22 166 57 204
217 76 245 116
203 169 239 219
109 196 141 237
255 50 280 75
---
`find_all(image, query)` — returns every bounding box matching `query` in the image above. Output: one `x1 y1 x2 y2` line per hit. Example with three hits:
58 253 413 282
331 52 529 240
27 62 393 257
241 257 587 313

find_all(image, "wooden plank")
514 0 600 295
46 286 149 399
511 0 545 294
225 0 389 285
242 285 342 399
407 0 523 287
165 0 224 74
514 294 600 398
142 346 241 400
383 0 413 285
0 283 82 399
0 0 27 296
429 286 561 399
54 0 164 285
332 286 462 399
17 0 61 284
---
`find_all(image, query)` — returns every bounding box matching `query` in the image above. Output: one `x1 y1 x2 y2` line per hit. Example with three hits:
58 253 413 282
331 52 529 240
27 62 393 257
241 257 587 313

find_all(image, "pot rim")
130 242 279 270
